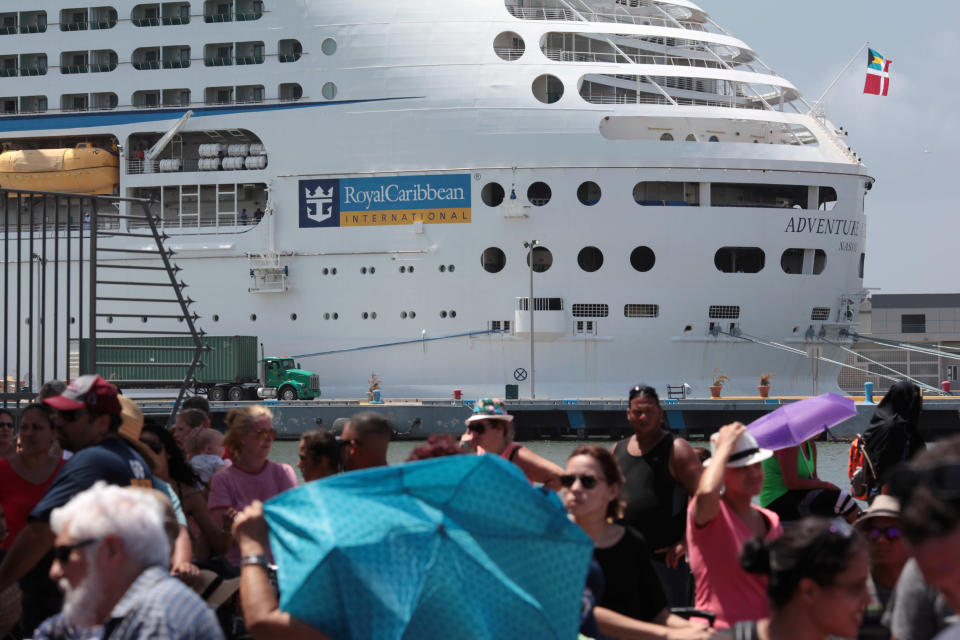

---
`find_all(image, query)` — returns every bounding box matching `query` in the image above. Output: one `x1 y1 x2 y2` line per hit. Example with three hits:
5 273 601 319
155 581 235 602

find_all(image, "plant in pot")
710 369 729 399
758 373 773 398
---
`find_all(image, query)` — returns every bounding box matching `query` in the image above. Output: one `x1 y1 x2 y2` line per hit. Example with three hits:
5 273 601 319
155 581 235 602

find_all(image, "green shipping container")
79 335 259 386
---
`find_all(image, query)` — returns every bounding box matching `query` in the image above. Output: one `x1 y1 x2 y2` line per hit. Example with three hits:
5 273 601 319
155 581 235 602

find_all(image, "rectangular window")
709 305 740 319
624 304 659 318
517 297 563 311
574 320 596 336
572 304 609 318
901 314 926 334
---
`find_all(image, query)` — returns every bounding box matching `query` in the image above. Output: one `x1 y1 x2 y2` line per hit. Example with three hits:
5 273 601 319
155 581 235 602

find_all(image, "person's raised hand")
711 422 746 457
232 500 269 554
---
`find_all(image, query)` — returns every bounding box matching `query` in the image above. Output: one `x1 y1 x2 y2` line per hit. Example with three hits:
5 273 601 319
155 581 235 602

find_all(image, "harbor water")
270 439 855 491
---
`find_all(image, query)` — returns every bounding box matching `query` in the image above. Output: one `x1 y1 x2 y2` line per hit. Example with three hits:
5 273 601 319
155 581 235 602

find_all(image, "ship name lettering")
342 183 466 211
784 217 861 237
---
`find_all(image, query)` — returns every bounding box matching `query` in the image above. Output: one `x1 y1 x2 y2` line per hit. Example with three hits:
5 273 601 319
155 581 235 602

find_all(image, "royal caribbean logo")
300 179 340 228
298 174 471 228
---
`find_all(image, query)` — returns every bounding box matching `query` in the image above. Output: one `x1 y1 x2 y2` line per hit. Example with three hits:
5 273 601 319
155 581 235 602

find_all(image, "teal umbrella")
264 454 592 639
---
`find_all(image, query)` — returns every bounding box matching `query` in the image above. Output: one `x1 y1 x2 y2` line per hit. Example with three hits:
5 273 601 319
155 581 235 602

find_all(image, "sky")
709 1 958 294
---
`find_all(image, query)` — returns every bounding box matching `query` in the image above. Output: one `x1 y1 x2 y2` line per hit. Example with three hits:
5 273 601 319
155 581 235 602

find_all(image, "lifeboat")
0 143 119 195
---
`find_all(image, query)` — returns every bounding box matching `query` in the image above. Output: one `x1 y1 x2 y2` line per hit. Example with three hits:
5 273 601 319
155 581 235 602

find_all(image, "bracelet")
241 554 269 568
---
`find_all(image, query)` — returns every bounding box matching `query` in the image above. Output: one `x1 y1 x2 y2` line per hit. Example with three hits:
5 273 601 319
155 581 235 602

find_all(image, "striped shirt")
102 566 224 640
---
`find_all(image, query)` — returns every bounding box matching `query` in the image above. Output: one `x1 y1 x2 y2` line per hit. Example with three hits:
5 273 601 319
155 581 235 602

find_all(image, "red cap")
43 374 122 416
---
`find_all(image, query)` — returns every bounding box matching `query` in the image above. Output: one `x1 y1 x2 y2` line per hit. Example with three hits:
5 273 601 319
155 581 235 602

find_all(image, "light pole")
523 240 538 399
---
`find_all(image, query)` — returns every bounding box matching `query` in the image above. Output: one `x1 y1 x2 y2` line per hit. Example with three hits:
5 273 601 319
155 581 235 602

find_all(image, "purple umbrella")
747 393 856 451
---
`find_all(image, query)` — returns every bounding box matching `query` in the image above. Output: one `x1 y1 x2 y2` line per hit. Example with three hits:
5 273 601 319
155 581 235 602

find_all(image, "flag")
863 48 891 96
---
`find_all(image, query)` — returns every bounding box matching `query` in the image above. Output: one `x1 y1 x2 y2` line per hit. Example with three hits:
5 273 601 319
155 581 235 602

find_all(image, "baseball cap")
43 374 122 416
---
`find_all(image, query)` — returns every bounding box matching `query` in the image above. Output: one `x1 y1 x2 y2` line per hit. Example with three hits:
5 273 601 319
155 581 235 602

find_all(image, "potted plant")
758 373 773 398
710 369 729 399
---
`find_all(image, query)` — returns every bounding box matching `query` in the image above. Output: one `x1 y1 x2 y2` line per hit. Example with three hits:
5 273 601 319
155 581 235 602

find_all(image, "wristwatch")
241 554 269 568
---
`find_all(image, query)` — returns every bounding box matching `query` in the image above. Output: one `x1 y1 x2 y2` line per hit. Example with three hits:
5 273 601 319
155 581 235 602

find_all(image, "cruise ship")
0 0 871 399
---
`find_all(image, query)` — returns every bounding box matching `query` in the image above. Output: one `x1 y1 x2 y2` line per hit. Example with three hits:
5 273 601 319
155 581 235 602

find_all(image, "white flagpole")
808 41 870 114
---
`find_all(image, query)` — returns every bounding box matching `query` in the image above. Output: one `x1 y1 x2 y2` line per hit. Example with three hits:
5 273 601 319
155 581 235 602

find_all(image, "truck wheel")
280 387 298 401
228 387 244 402
209 388 226 402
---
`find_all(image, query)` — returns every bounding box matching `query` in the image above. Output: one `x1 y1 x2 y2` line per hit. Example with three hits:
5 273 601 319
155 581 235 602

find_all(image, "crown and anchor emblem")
304 184 335 222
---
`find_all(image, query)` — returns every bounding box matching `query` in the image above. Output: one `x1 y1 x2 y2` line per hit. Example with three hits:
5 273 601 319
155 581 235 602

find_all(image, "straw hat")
117 396 160 470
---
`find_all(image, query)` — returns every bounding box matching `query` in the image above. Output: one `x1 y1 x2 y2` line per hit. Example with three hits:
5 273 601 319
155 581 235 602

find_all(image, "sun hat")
703 429 773 468
854 495 900 528
464 398 514 425
43 374 122 416
117 396 160 470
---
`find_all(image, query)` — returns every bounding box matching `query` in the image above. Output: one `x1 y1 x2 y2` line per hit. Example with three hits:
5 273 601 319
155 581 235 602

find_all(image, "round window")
577 246 604 272
630 246 656 272
532 74 563 104
481 247 506 273
321 38 337 55
493 31 525 61
322 82 337 100
481 182 505 207
527 182 551 206
577 181 601 206
526 246 553 273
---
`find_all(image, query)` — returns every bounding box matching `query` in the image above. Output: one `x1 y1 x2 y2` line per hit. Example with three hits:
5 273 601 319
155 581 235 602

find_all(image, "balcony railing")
505 5 710 31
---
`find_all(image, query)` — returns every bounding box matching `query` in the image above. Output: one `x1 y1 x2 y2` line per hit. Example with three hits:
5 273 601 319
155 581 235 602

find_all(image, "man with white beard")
32 482 222 640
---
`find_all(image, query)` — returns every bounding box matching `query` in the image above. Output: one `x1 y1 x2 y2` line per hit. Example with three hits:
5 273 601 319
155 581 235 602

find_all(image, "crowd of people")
0 375 957 640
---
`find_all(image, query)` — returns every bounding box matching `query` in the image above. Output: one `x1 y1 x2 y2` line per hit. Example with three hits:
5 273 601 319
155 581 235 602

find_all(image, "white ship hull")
0 0 871 398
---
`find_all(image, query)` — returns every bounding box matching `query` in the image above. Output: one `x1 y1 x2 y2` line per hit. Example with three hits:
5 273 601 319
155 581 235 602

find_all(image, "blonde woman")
208 405 297 567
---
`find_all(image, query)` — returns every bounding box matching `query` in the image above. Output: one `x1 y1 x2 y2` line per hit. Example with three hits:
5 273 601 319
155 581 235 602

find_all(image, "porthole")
630 246 656 272
321 82 337 100
212 314 220 322
370 267 376 274
450 310 457 318
577 181 601 206
371 312 377 319
659 133 674 141
321 38 337 55
324 313 330 320
448 265 455 273
439 265 446 273
362 312 369 319
400 266 406 273
323 268 329 275
401 311 408 319
481 182 505 207
250 314 257 321
332 268 337 275
577 246 604 272
333 312 339 319
440 310 448 318
481 247 506 273
532 74 563 104
361 267 367 274
527 182 551 206
493 31 524 61
526 246 553 273
107 316 114 324
410 311 416 319
290 313 298 321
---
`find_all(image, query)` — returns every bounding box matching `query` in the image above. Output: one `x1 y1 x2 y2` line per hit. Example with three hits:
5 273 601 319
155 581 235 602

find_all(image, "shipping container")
77 336 258 387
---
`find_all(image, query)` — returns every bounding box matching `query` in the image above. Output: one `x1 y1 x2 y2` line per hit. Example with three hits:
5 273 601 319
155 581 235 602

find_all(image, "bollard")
864 381 874 404
943 381 952 394
453 388 462 400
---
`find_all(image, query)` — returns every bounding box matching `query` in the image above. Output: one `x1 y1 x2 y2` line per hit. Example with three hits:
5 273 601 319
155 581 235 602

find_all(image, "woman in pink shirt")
687 423 782 629
208 405 298 567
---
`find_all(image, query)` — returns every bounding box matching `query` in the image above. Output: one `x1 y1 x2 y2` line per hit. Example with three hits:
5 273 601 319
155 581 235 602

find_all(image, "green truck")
78 336 321 401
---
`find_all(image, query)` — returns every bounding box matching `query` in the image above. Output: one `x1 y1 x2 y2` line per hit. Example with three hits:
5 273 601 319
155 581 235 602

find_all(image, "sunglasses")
0 421 13 429
559 474 599 489
865 526 901 542
254 428 277 442
889 461 960 505
52 538 97 564
467 420 502 434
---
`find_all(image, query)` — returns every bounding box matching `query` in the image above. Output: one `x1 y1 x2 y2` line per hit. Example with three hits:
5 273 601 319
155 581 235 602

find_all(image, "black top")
593 526 667 622
863 381 926 486
614 431 687 551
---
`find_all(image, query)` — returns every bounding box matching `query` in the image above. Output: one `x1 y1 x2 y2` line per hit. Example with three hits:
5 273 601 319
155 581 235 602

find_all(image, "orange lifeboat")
0 143 119 195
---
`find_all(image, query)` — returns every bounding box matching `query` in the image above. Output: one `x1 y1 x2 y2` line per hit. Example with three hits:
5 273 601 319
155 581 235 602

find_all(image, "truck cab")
263 357 321 401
